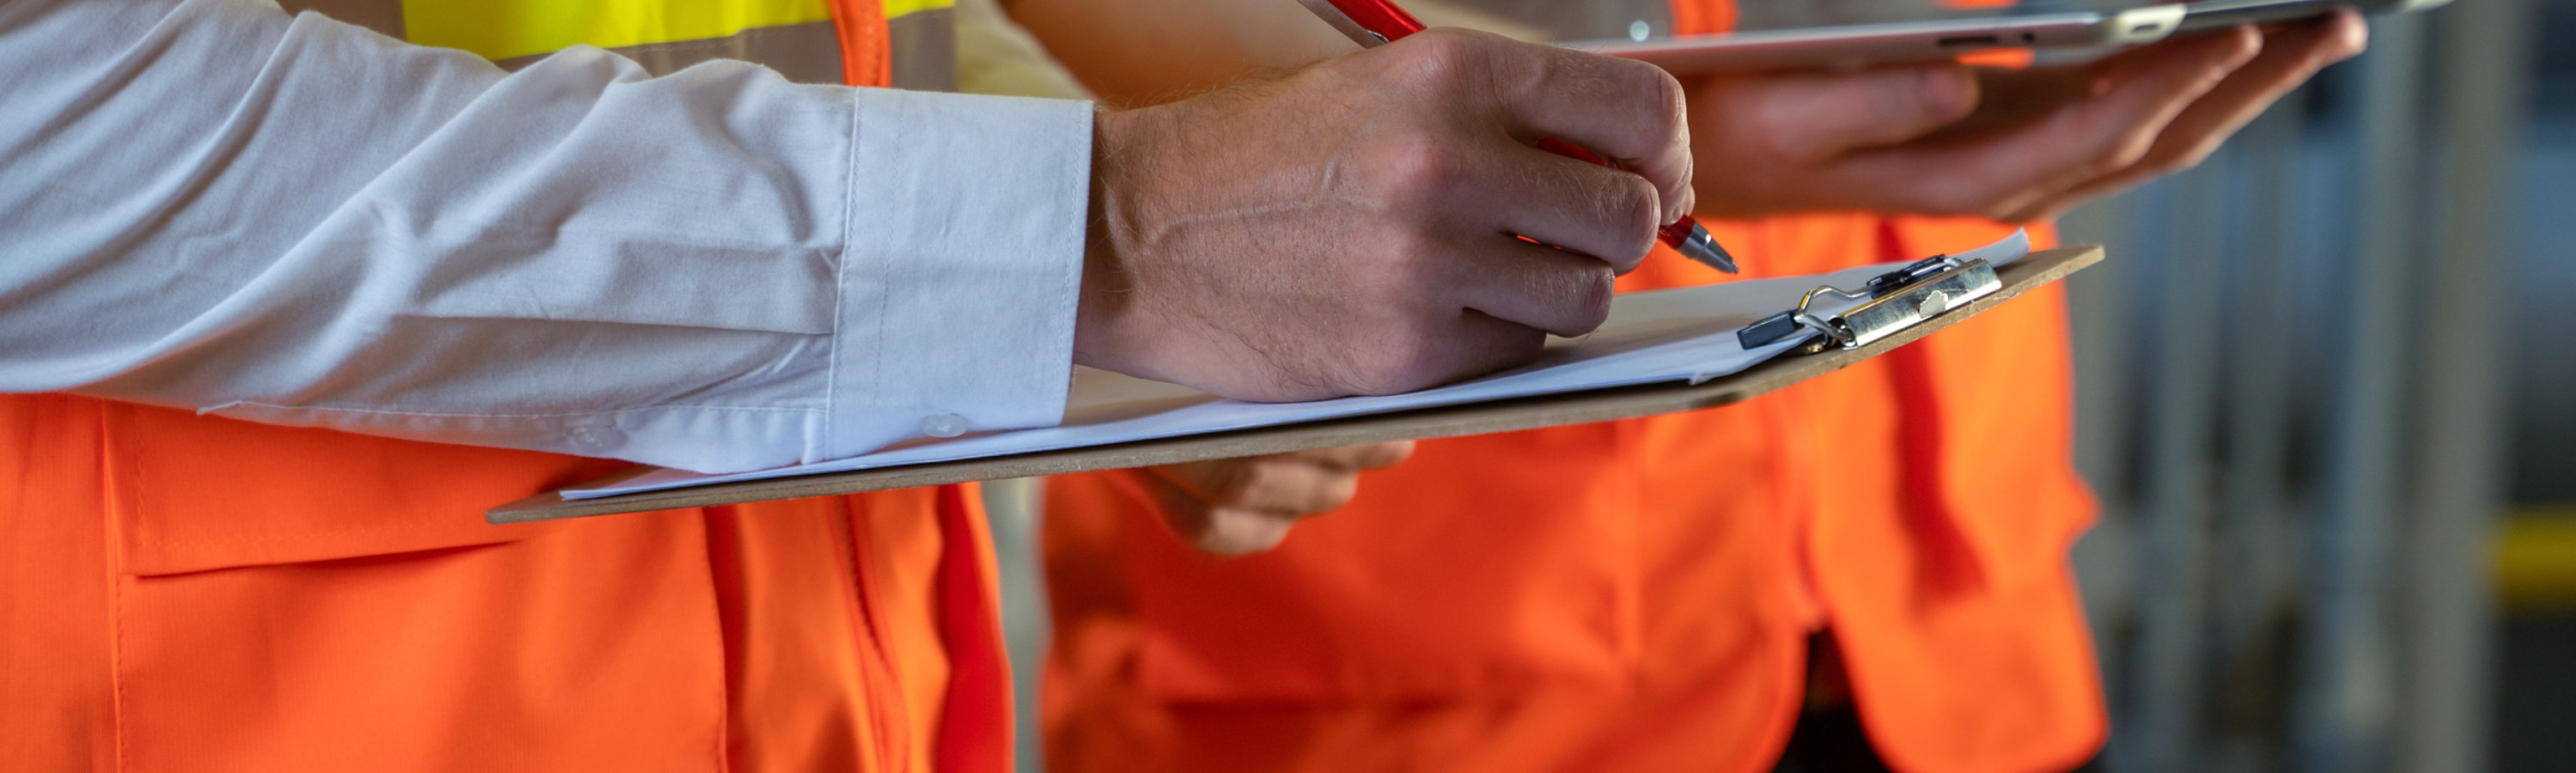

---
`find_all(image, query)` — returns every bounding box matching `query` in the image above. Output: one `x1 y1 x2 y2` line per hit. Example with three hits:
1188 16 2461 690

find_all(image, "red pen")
1294 0 1739 274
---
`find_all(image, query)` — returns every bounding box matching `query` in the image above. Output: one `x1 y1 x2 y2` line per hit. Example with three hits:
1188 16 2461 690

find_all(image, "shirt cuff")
822 88 1092 462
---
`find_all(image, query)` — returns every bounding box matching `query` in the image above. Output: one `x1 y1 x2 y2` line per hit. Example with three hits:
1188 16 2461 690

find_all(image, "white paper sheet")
568 232 2029 498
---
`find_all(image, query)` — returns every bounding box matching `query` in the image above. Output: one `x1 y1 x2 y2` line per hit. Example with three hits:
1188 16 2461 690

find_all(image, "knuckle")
1640 64 1690 137
1560 265 1616 332
1588 58 1689 154
1609 175 1661 261
2086 134 2158 179
1392 29 1483 91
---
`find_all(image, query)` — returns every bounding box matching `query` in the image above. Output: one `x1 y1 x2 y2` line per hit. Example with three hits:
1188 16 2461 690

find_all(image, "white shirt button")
920 412 968 438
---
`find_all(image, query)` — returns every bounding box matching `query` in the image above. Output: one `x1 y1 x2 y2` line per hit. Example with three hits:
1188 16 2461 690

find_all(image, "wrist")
1073 107 1155 377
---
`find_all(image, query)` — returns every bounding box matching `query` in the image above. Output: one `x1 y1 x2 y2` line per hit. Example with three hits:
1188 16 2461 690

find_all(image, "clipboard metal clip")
1735 254 2003 354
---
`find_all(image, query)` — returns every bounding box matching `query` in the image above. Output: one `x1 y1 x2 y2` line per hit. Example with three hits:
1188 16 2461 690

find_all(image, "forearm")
0 0 1089 473
998 0 1349 107
995 0 1548 107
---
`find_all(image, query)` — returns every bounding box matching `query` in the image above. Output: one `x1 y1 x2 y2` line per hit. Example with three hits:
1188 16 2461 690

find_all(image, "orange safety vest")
0 3 1009 772
1041 5 2104 767
1044 219 2104 773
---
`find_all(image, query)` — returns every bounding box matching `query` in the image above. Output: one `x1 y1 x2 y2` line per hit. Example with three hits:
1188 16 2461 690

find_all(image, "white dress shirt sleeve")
0 0 1091 473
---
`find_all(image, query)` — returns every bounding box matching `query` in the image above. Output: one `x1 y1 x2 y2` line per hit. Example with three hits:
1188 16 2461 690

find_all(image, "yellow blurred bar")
2495 505 2576 612
883 0 954 18
405 0 833 62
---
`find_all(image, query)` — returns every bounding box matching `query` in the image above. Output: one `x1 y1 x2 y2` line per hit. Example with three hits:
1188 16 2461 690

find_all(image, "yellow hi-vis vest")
281 0 958 90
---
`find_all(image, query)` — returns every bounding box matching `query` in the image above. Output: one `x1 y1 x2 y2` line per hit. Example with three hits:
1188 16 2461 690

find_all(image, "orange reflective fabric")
3 402 1007 773
3 404 1006 773
1042 4 2102 768
832 0 893 88
0 3 1013 770
1045 222 2102 773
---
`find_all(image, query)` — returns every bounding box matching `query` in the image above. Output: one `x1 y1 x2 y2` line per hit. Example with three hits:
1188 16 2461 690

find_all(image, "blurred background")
983 0 2567 770
2055 0 2565 769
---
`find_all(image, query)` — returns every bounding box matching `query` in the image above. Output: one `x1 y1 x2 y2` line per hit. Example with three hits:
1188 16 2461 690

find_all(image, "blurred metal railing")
2061 2 2534 770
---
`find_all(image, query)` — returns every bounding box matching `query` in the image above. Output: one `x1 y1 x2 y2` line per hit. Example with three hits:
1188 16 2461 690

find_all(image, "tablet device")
1549 0 2450 72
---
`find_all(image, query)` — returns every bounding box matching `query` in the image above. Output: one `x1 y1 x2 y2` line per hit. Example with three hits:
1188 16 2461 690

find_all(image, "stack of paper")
567 232 2029 498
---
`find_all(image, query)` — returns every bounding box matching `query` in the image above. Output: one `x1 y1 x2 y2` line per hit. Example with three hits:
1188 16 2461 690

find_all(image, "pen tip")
1677 226 1739 275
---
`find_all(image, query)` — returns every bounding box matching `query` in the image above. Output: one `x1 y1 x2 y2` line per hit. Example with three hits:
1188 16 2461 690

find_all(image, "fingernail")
2337 11 2371 58
2221 24 2264 65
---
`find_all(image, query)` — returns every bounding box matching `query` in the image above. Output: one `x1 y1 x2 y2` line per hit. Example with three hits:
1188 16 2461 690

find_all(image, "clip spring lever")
1734 254 1997 353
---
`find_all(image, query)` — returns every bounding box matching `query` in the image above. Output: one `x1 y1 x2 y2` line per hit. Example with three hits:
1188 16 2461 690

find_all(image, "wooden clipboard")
490 245 2101 523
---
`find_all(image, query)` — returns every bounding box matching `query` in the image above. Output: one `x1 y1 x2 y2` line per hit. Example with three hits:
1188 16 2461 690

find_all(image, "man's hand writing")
1072 29 1695 401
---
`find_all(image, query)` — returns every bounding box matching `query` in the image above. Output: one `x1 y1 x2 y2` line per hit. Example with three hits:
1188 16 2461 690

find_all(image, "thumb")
1754 64 1978 161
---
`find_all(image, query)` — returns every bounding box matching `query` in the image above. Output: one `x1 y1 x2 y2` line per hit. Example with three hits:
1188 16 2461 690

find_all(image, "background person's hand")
1684 11 2367 223
1073 28 1695 402
1141 441 1417 555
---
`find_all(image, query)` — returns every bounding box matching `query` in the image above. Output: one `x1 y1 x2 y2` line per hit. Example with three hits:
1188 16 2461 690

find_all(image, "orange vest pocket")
82 401 732 773
99 402 621 575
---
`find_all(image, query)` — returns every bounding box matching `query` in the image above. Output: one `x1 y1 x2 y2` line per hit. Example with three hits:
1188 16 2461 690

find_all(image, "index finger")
1818 24 2262 218
2004 10 2366 220
1286 441 1418 472
1461 33 1699 224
